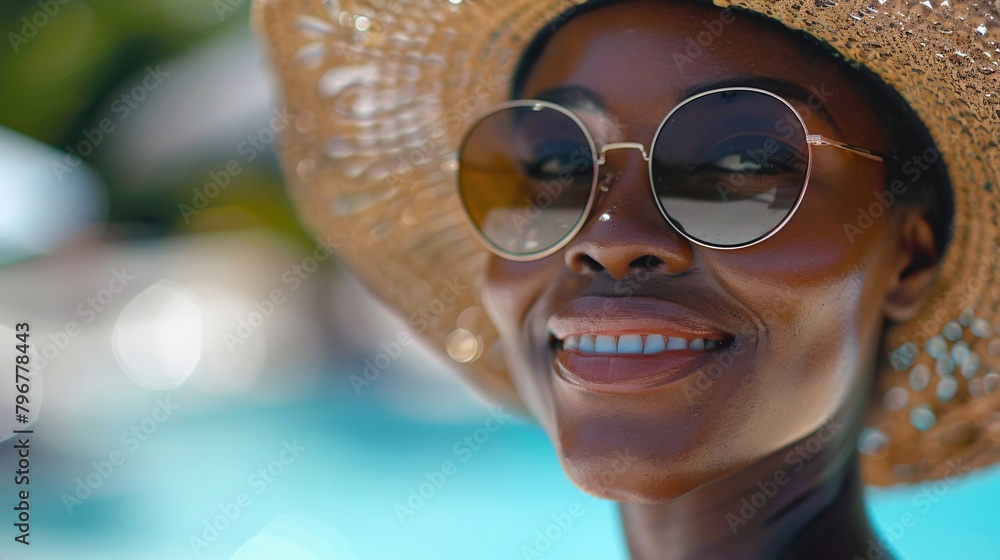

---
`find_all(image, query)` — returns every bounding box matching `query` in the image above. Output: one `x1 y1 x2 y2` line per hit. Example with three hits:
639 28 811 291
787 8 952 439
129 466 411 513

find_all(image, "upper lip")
547 296 734 342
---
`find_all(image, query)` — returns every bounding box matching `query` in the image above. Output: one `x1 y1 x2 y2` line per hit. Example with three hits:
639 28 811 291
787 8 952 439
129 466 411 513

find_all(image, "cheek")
482 255 562 341
716 158 890 285
482 254 570 428
699 168 897 436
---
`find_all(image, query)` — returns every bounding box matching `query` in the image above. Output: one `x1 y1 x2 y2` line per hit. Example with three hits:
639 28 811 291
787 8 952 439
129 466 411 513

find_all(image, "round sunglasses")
457 87 885 261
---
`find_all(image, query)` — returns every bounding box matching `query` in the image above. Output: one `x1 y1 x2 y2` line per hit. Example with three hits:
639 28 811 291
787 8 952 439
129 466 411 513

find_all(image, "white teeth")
667 337 687 351
562 335 722 355
643 334 666 354
617 334 643 354
595 335 617 353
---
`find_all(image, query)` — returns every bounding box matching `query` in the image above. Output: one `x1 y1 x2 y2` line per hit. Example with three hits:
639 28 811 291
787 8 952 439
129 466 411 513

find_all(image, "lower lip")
551 344 724 393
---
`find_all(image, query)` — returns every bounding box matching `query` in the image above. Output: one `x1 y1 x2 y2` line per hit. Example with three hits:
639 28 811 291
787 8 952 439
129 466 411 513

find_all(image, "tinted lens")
650 90 809 248
458 104 596 257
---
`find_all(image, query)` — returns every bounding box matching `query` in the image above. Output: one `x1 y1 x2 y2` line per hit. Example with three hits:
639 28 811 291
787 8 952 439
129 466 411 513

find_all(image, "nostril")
597 171 615 193
631 255 664 270
574 254 605 274
569 251 679 277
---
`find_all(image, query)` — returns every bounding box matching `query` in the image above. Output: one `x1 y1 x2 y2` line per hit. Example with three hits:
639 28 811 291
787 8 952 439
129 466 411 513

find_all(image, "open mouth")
545 296 738 392
551 333 734 354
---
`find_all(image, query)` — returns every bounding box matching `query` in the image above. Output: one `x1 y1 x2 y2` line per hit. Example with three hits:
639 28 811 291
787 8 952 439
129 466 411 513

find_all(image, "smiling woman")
254 0 1000 558
477 5 949 556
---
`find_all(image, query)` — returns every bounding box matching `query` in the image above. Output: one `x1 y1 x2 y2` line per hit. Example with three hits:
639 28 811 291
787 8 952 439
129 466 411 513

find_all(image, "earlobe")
882 210 940 323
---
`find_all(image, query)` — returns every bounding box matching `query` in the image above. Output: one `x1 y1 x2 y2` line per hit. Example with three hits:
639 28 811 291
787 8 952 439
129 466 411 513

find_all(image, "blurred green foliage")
0 0 244 144
0 0 312 245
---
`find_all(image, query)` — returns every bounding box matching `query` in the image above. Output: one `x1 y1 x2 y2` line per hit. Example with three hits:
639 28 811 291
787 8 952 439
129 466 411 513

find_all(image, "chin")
557 448 722 503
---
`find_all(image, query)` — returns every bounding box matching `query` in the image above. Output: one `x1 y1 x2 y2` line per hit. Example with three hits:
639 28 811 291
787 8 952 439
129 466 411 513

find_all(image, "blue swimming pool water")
21 370 1000 560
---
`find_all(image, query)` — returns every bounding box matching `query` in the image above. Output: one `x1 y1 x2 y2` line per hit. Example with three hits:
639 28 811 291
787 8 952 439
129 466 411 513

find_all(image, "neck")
618 409 890 560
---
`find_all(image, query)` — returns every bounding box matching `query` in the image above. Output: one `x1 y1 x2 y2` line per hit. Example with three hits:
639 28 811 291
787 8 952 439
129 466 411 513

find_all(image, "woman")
254 0 1000 557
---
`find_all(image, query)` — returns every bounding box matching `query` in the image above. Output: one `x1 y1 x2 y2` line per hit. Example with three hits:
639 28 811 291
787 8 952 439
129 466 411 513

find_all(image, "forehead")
518 1 877 141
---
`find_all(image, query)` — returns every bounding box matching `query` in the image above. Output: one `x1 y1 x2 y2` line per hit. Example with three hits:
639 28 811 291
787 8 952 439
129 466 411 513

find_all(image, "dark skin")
479 2 940 559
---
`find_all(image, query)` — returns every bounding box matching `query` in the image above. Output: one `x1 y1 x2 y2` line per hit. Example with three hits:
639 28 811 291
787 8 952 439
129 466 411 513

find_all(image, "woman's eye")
522 141 590 179
525 155 576 178
535 157 575 175
711 154 765 173
702 136 806 175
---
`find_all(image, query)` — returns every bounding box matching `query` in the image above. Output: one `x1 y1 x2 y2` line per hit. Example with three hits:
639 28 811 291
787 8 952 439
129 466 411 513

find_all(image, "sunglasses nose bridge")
564 141 697 277
596 142 650 167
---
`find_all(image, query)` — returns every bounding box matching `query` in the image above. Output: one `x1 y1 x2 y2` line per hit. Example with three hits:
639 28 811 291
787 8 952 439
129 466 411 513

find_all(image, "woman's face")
480 1 907 502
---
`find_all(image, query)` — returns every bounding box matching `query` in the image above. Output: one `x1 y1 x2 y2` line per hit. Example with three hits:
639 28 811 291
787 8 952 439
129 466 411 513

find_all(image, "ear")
882 209 940 323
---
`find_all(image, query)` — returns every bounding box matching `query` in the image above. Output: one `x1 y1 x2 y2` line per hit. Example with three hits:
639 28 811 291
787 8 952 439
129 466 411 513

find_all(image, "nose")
563 149 695 280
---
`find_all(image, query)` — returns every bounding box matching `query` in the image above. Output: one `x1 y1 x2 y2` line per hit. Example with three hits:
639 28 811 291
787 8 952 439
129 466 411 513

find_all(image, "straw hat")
253 0 1000 486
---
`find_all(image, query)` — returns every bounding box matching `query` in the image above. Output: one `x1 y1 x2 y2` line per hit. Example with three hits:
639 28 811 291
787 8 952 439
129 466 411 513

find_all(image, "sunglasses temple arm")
807 134 885 163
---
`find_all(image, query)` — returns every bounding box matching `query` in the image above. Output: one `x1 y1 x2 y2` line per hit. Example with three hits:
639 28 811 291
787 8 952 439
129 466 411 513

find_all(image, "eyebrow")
682 76 839 130
530 77 841 132
531 85 607 113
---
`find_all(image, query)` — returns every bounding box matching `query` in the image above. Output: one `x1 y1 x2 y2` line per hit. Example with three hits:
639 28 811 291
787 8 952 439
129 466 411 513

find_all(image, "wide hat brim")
253 0 1000 486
